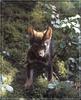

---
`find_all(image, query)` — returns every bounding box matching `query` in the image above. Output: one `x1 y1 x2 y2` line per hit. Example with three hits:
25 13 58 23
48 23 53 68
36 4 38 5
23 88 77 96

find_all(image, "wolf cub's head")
26 26 52 57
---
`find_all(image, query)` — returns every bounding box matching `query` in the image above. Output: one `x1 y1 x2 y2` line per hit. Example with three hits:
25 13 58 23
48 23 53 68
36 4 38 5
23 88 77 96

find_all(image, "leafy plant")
52 14 81 34
0 74 14 95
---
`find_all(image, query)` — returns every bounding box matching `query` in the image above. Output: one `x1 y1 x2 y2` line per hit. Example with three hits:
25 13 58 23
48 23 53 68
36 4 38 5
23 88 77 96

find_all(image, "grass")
0 54 48 98
0 54 18 97
0 53 80 99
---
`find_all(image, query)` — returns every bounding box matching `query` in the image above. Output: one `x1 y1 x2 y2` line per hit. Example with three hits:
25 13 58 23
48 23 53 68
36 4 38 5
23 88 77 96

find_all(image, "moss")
0 54 18 96
54 60 68 80
0 55 18 75
36 75 48 88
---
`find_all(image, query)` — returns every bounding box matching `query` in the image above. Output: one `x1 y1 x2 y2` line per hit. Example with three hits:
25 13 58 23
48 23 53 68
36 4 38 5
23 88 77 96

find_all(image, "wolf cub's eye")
41 44 46 48
44 41 49 47
44 42 48 46
41 42 48 50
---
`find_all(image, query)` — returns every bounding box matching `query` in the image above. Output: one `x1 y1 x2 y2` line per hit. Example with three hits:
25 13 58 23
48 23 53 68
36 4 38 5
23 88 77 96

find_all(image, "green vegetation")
0 0 81 99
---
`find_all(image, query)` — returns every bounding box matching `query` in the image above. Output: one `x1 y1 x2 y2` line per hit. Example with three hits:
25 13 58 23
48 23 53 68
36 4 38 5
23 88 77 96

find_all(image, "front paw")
24 80 33 89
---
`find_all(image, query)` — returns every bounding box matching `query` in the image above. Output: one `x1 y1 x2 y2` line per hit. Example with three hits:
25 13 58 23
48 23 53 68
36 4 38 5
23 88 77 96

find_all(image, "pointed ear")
27 26 44 39
26 26 34 38
43 26 52 40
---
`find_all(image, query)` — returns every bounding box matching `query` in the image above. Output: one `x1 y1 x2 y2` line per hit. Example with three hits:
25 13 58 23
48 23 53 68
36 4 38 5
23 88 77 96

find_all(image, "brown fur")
24 26 53 89
26 26 52 40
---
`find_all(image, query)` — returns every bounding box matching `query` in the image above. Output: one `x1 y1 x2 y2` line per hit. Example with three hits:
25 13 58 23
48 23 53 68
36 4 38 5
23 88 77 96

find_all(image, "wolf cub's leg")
24 66 34 89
